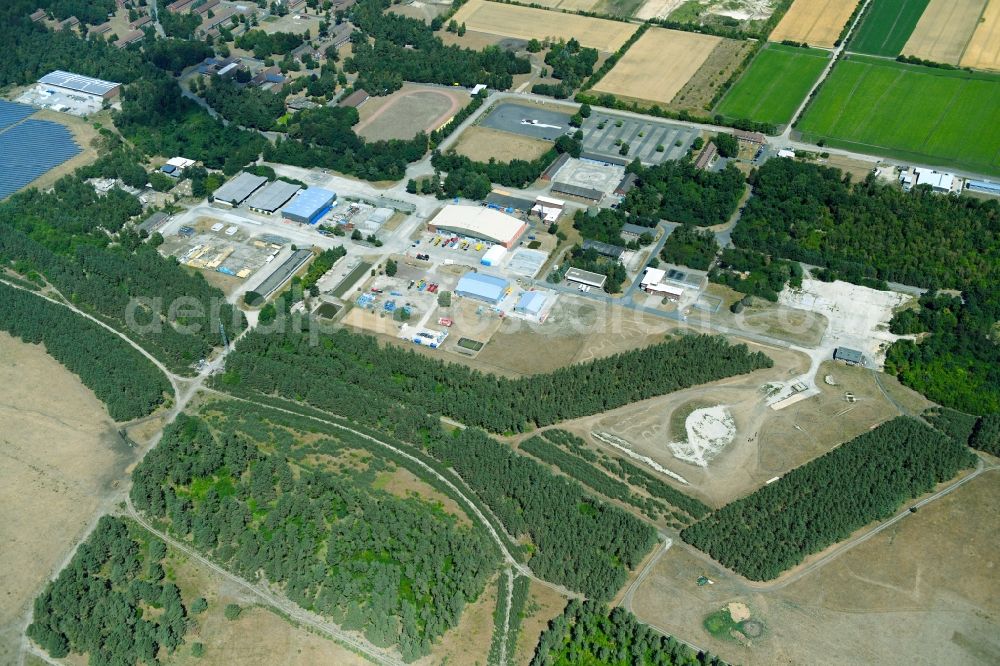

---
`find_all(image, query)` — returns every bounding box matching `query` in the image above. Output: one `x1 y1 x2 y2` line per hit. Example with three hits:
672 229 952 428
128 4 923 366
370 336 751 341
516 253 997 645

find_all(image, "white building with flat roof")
428 205 527 248
640 267 683 299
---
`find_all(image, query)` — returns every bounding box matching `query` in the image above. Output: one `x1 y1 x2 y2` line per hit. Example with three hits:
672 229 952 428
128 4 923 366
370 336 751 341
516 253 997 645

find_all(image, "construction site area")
159 217 288 294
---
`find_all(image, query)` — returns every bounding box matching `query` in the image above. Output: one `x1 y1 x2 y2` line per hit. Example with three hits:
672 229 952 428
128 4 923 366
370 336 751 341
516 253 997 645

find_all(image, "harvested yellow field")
769 0 860 48
523 0 603 10
960 0 1000 71
903 0 986 65
450 0 638 52
592 28 721 105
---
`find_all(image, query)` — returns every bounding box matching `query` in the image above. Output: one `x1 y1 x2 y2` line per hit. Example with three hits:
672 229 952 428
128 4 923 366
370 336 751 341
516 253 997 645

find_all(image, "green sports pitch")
797 56 1000 177
848 0 929 57
714 44 829 127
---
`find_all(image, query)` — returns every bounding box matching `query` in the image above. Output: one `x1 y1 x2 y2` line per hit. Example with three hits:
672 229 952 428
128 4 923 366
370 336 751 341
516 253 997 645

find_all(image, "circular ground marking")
740 619 764 638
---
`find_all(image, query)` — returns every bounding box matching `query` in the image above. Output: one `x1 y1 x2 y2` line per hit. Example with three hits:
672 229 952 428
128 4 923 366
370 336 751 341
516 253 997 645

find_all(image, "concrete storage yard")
551 158 626 197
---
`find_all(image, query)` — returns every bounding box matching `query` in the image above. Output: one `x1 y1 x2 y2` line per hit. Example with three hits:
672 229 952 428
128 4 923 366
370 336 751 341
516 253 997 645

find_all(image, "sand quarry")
669 405 737 467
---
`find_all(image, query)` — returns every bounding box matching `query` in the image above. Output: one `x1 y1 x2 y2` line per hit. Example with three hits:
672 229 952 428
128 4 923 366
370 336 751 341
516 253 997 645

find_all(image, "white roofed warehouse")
428 205 527 249
38 71 121 100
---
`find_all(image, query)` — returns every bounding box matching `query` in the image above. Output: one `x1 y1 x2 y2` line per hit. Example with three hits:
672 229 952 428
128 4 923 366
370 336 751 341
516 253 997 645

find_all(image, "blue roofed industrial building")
514 291 546 316
455 273 509 304
282 187 337 224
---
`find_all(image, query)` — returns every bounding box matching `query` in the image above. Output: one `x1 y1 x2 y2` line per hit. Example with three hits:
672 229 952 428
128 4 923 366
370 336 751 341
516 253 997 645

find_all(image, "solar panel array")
38 70 120 96
0 119 81 200
0 100 37 131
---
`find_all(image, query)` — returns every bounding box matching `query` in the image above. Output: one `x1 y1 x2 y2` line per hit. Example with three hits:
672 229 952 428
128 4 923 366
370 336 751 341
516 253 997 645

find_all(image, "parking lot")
580 112 698 165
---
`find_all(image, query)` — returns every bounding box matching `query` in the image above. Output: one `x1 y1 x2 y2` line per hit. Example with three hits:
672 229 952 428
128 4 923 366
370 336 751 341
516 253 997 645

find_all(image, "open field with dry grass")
769 0 860 48
670 38 755 113
707 284 829 347
523 0 604 11
165 545 371 666
960 0 1000 70
592 28 722 106
632 469 1000 665
355 84 468 141
374 466 472 526
0 334 129 662
513 579 569 665
453 126 552 162
450 0 639 51
636 0 685 20
903 0 986 65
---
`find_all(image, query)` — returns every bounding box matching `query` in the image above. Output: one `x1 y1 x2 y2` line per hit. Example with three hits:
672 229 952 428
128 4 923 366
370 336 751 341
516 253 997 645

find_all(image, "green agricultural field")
797 56 1000 177
849 0 929 56
714 44 829 127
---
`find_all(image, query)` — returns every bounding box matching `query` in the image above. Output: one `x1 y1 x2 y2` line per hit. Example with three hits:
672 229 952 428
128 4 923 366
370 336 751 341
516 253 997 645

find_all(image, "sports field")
848 0 929 56
591 28 721 106
449 0 638 52
961 0 1000 71
797 56 1000 176
715 44 829 126
769 0 861 48
902 0 985 65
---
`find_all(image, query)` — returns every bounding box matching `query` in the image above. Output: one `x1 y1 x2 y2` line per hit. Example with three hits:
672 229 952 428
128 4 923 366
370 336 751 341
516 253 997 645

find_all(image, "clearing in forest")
768 0 861 48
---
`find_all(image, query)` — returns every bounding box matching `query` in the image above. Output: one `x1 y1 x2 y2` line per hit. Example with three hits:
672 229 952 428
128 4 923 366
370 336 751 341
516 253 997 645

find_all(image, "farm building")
283 187 336 224
455 272 510 304
114 30 145 48
37 71 121 101
541 153 570 181
620 223 650 242
734 129 766 145
340 89 371 108
531 195 565 223
614 172 637 196
965 179 1000 196
640 268 683 299
551 181 604 202
480 245 507 266
565 267 606 290
900 167 961 194
514 291 546 316
833 347 865 365
137 212 169 235
486 191 535 213
428 205 527 248
213 172 267 207
582 239 626 262
247 180 302 214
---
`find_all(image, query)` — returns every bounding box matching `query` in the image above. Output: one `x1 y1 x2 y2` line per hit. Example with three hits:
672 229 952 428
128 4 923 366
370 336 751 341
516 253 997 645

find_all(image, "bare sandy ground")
0 333 127 662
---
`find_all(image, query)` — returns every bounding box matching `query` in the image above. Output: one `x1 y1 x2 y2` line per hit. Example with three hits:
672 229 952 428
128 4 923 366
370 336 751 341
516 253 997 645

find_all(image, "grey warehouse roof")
213 172 267 205
38 70 120 96
246 179 302 212
620 223 650 237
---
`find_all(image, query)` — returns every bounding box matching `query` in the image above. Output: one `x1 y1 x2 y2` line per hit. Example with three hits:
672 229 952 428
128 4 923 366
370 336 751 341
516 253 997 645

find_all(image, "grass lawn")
797 55 1000 177
848 0 930 56
714 44 829 127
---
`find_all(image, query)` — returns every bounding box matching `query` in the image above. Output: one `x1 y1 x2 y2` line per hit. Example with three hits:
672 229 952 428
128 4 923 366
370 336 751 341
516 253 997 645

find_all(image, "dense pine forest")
27 516 191 663
0 177 244 372
130 408 499 661
622 160 745 227
0 283 170 420
660 224 720 271
429 428 657 600
521 429 708 527
680 417 977 580
221 328 772 433
531 600 727 666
